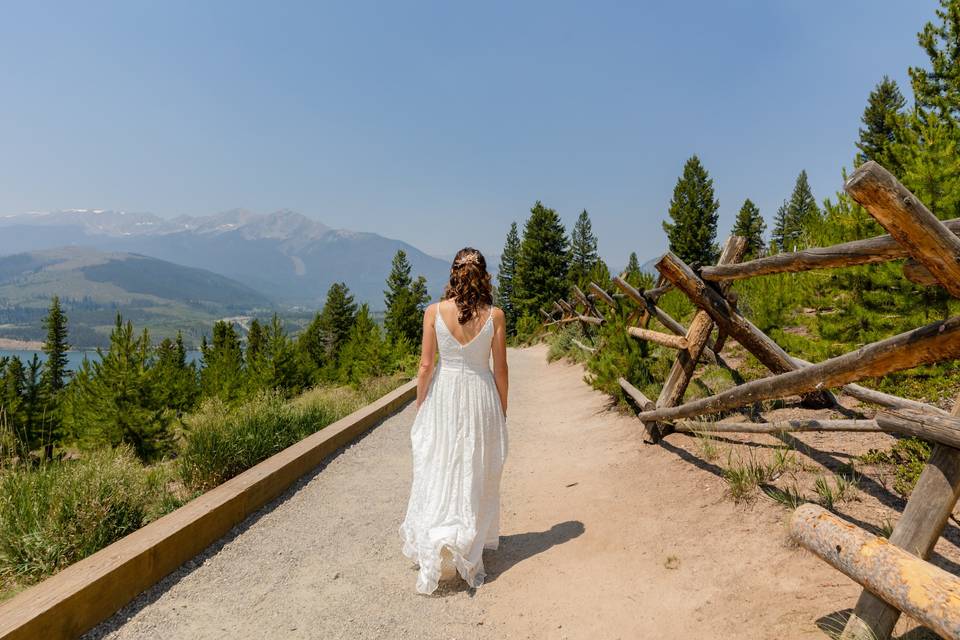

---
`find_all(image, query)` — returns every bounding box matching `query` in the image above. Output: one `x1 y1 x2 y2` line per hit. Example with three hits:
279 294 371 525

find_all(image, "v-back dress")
398 304 509 594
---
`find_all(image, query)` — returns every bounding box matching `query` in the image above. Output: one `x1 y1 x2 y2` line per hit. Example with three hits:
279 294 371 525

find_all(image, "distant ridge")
0 209 451 308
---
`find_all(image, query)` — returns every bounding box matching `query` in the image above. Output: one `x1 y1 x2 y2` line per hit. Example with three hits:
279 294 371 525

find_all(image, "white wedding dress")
398 305 509 594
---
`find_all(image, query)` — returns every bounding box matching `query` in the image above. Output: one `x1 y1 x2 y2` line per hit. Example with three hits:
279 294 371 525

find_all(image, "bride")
398 247 509 594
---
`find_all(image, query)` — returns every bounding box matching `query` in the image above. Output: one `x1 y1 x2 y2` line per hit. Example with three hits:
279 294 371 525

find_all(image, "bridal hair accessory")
453 252 481 268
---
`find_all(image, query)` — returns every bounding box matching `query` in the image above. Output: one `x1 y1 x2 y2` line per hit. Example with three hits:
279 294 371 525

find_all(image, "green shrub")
179 392 337 492
179 376 407 492
0 446 171 591
514 314 543 345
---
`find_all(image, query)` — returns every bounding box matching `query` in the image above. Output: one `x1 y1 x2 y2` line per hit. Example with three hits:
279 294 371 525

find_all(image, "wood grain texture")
636 314 960 424
845 160 960 299
627 326 689 350
792 504 960 640
842 398 960 640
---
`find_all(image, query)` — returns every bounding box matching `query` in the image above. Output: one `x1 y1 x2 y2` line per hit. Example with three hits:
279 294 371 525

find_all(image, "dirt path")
86 344 867 640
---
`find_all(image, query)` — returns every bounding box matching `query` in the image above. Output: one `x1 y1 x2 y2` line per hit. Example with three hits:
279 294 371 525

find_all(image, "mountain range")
0 209 453 308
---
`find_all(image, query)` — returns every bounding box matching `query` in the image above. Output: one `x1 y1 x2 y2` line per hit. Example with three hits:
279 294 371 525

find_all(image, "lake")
0 349 204 371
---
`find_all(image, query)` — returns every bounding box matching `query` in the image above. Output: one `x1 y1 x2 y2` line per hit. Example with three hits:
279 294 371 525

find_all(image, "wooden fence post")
841 393 960 640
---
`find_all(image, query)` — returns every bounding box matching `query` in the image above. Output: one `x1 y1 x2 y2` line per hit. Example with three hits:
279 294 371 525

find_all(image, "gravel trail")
85 344 860 640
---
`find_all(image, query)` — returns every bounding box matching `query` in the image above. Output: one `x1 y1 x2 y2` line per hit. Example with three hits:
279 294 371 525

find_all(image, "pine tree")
497 222 521 335
624 252 643 286
909 0 960 121
383 250 423 345
661 155 720 269
200 320 245 402
0 356 25 456
568 209 600 289
893 109 960 219
856 76 907 175
514 201 569 318
303 282 358 371
246 319 265 363
253 314 305 395
66 315 171 461
41 296 70 394
337 304 386 384
788 170 821 232
153 332 199 416
771 199 790 252
732 199 767 257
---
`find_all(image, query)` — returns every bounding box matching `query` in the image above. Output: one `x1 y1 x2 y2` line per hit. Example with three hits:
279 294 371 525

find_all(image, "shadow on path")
484 520 585 583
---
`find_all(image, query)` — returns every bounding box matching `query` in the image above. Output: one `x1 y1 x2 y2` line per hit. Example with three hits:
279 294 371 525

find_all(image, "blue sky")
0 1 940 269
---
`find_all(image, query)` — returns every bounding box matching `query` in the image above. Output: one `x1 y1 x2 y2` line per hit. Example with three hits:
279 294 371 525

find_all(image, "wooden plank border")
0 379 417 640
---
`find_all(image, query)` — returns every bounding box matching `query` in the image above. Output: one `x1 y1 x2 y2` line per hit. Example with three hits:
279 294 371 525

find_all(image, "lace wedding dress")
398 305 509 594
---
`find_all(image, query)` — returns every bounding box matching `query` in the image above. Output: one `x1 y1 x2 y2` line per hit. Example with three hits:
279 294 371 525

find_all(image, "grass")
0 446 181 596
180 374 408 492
0 373 408 600
859 437 931 498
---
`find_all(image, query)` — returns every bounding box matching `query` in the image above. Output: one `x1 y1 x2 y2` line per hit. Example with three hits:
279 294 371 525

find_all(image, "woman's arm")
491 307 509 418
416 303 438 410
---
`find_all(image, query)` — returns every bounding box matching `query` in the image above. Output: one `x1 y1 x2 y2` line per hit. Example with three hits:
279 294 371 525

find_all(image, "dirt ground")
84 344 946 640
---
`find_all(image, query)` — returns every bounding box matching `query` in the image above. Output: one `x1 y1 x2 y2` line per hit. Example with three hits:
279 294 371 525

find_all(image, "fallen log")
846 160 960 299
576 314 603 326
636 314 960 424
675 419 882 434
627 327 689 350
792 504 960 640
842 393 960 640
700 218 960 282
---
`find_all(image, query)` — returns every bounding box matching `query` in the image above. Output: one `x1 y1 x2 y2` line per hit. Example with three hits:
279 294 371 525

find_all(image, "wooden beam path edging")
0 379 417 640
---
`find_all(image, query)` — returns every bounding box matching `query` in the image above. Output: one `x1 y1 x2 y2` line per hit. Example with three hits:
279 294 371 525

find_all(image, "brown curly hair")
442 247 494 324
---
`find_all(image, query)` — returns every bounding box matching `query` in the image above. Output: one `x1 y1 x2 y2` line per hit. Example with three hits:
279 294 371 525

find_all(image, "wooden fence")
542 161 960 640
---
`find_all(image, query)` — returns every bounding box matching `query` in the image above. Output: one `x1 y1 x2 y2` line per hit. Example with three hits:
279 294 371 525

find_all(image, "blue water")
0 349 203 370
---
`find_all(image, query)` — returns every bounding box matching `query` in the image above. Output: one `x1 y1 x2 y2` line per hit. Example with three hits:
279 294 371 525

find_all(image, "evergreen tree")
732 198 767 257
624 252 643 286
300 282 358 377
893 109 960 219
200 320 245 403
568 209 600 288
383 250 424 345
0 357 24 456
66 315 171 460
787 170 821 233
588 258 612 290
41 296 70 394
909 0 960 121
153 332 199 416
497 222 521 335
514 201 569 318
856 76 907 174
771 199 791 252
246 319 265 363
249 314 305 395
661 155 720 269
337 304 386 384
